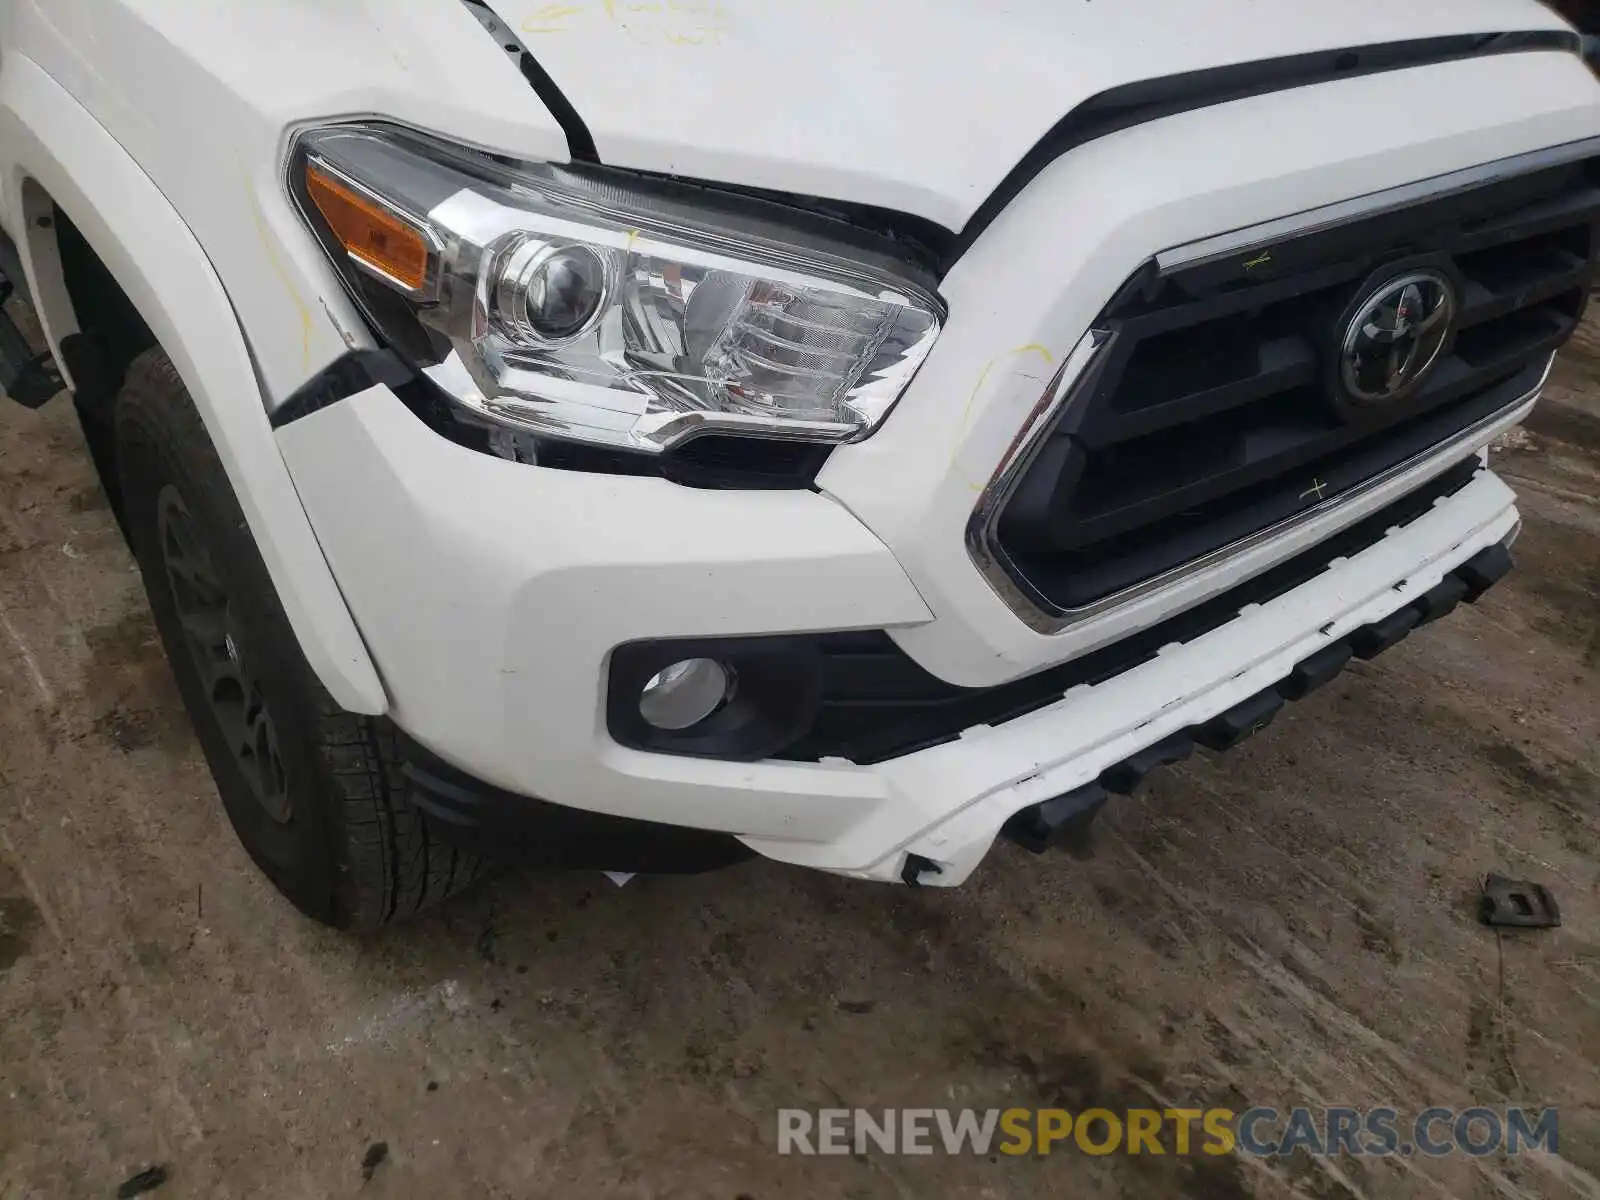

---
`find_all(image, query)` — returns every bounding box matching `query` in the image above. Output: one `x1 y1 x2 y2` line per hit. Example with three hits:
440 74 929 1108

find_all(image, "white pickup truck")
0 1 1594 927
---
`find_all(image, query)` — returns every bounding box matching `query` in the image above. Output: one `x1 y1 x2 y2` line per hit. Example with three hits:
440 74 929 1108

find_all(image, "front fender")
0 55 387 715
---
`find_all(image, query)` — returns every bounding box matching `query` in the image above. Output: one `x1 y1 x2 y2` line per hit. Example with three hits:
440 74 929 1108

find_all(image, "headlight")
292 127 943 453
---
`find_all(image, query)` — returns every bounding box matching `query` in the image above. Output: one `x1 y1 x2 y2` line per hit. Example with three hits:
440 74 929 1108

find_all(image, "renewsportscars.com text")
776 1106 1558 1158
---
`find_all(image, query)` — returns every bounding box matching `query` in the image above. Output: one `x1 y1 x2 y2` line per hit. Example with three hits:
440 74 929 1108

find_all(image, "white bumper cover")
279 385 1520 886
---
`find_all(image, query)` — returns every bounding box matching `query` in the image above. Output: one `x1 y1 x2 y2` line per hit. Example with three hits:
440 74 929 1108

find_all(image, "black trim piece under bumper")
1003 538 1515 854
398 736 754 873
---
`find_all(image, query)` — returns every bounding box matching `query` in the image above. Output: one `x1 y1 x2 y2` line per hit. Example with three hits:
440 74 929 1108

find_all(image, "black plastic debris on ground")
115 1165 168 1198
1479 875 1562 929
360 1141 389 1183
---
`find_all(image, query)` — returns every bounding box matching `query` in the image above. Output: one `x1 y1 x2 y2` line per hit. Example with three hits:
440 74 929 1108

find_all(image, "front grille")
779 456 1480 766
994 152 1598 614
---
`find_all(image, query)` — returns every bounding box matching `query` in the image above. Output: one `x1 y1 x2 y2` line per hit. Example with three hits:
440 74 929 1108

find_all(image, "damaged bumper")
277 382 1521 887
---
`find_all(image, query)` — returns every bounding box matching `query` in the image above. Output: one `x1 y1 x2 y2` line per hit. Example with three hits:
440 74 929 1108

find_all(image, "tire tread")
114 347 483 929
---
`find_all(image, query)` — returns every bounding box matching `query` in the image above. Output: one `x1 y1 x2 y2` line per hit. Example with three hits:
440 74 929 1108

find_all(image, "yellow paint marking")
522 2 587 32
1010 343 1055 364
240 164 314 369
950 343 1057 469
526 2 587 20
538 0 732 41
664 27 723 44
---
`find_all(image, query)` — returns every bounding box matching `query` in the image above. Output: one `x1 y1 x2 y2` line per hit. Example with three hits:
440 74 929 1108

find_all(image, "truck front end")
8 0 1596 921
272 4 1600 887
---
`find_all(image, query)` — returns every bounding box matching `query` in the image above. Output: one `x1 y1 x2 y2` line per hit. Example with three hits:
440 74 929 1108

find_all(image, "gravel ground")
0 314 1596 1199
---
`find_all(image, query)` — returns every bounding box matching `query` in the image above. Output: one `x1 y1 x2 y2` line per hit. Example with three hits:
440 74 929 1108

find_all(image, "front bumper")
278 383 1522 886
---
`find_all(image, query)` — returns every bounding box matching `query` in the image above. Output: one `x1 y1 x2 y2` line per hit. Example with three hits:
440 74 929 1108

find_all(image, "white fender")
0 55 388 714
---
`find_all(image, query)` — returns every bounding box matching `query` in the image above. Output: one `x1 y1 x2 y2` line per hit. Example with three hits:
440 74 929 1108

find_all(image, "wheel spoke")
252 714 287 812
192 632 241 693
215 707 250 760
156 484 293 825
210 677 251 758
246 692 291 821
166 540 225 610
177 606 228 653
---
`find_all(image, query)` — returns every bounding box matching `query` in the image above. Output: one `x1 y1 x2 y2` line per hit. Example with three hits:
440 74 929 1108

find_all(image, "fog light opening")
638 658 736 731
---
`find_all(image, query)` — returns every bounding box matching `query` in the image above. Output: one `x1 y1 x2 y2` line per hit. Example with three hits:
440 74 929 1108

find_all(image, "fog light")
638 658 734 731
608 636 823 760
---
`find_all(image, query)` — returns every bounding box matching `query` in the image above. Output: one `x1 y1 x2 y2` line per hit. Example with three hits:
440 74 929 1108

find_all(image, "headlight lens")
294 127 943 453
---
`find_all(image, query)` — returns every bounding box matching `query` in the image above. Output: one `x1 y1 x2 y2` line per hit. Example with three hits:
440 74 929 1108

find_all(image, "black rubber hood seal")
946 29 1582 270
461 0 598 162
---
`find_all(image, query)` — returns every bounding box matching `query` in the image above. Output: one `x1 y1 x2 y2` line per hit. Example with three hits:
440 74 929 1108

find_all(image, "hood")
491 0 1573 232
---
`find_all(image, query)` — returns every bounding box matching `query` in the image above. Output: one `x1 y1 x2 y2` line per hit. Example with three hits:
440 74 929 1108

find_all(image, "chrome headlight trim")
289 124 944 456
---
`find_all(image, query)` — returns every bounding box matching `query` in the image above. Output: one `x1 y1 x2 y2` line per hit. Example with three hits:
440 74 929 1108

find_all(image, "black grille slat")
1455 300 1579 371
1019 361 1539 601
1456 183 1600 249
1088 335 1318 443
1043 351 1550 556
996 153 1599 612
1110 259 1367 339
1456 264 1588 328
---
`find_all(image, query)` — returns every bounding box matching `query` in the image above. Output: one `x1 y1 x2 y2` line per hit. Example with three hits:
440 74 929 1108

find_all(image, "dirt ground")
0 317 1597 1200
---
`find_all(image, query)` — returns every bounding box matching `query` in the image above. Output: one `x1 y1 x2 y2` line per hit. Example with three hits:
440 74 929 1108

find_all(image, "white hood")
491 0 1574 231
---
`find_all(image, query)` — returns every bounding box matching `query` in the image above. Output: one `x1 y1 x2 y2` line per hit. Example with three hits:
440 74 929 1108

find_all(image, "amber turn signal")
305 163 431 293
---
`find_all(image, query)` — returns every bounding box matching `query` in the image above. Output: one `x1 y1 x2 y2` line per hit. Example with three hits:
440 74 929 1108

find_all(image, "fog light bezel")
607 636 823 761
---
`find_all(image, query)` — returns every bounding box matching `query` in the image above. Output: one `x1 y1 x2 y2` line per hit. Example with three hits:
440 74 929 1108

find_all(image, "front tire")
114 348 482 928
